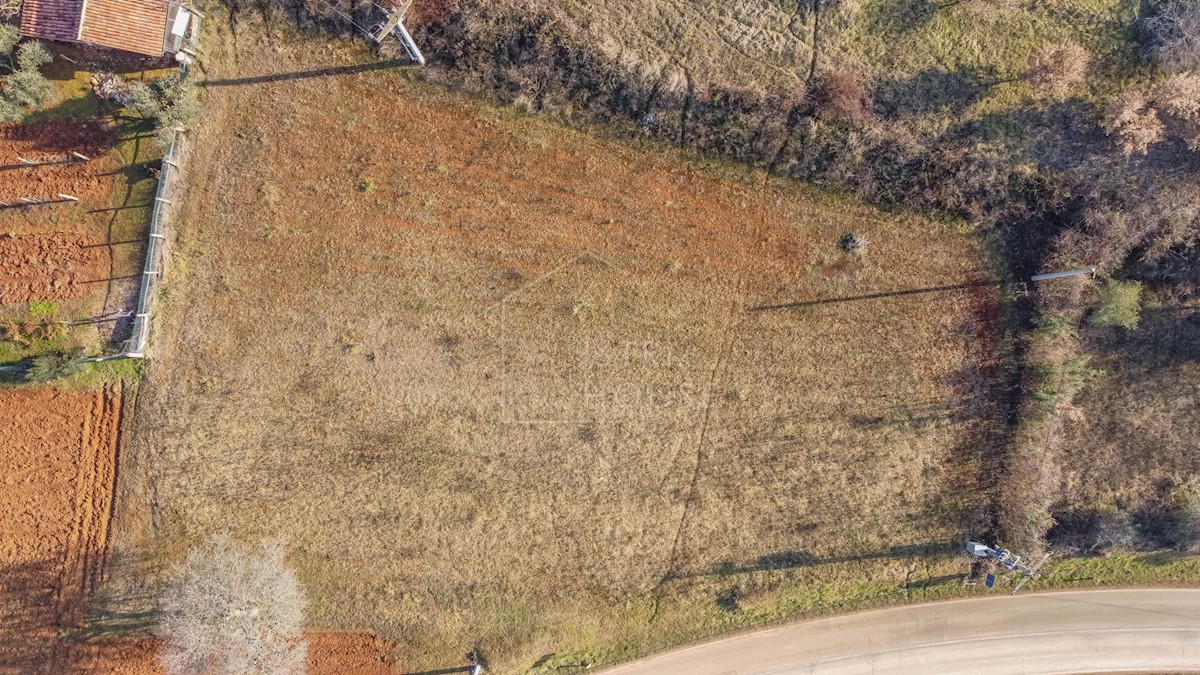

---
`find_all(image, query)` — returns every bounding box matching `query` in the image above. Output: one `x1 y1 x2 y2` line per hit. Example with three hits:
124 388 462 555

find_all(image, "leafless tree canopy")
1184 118 1200 150
1055 182 1200 273
158 536 308 675
1147 0 1200 74
1102 90 1165 155
810 71 872 127
1153 72 1200 119
1024 42 1090 98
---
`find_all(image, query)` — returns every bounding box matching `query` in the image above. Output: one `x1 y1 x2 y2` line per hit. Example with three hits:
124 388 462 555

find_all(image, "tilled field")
0 118 153 338
0 121 119 205
0 233 107 306
0 384 123 675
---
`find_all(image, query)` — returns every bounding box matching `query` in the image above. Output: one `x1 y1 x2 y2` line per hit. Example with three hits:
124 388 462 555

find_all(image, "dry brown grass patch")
104 26 1003 673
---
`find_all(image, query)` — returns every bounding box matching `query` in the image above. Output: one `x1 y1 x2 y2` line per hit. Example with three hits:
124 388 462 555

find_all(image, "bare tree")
810 71 872 127
1102 90 1164 156
1185 118 1200 151
158 536 308 675
1146 0 1200 74
1024 42 1090 98
1153 72 1200 119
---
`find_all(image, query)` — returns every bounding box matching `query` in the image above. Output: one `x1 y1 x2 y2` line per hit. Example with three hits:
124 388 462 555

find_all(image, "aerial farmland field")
101 23 1007 672
0 117 156 362
1 0 1197 671
0 385 123 674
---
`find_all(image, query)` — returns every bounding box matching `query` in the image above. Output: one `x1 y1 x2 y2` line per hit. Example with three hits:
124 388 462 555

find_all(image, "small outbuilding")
19 0 197 58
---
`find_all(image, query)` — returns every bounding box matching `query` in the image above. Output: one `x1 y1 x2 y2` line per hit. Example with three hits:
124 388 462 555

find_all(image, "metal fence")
122 129 185 358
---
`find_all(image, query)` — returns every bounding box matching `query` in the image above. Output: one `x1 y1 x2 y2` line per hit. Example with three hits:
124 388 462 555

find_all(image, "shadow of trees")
876 65 1002 119
0 559 68 673
701 541 955 580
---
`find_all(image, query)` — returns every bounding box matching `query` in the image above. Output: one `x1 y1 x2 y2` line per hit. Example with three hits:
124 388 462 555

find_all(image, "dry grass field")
496 0 1140 116
1057 307 1200 525
102 23 1007 672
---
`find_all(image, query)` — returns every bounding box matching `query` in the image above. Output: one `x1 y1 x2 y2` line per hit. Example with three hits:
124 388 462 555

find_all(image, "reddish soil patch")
306 632 403 674
408 0 455 27
0 120 120 203
0 384 123 675
0 233 107 306
69 632 402 674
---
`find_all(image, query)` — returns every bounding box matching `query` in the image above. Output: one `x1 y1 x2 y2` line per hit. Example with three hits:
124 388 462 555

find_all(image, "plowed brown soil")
0 384 123 675
0 233 107 305
0 121 119 203
68 632 402 674
0 119 135 309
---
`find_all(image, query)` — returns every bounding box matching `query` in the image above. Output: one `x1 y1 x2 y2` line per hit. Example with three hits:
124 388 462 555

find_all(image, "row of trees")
1 23 198 142
0 24 54 121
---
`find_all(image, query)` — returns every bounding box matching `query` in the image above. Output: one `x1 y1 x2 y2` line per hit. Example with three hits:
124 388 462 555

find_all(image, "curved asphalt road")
602 589 1200 675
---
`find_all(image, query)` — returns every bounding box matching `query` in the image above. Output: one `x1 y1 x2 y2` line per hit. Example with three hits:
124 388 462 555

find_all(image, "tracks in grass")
649 187 771 620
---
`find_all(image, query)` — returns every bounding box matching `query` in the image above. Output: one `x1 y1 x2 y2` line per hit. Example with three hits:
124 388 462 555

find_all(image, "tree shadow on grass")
877 65 1001 119
200 59 415 88
866 0 942 34
1091 304 1200 370
700 541 955 580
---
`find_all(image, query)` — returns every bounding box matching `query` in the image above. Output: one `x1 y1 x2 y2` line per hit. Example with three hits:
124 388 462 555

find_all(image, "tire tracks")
649 191 770 621
48 383 123 673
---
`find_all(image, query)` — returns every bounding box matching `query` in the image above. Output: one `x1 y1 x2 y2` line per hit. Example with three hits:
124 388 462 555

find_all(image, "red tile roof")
20 0 169 57
79 0 169 56
19 0 84 43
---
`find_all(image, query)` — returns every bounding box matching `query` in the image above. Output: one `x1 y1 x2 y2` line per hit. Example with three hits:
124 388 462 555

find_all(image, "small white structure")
966 541 993 558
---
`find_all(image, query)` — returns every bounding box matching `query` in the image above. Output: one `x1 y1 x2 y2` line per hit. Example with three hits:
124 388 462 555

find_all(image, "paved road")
602 589 1200 674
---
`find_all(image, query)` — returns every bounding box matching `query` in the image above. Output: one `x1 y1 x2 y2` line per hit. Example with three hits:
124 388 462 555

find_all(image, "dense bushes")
1146 0 1200 74
1090 280 1143 329
128 72 202 147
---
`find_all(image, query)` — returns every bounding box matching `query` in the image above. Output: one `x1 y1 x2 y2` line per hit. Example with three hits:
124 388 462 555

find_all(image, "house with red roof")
18 0 197 58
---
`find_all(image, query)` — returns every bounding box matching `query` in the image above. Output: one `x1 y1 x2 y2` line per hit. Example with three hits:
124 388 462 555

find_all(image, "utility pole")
966 541 1051 595
371 0 425 66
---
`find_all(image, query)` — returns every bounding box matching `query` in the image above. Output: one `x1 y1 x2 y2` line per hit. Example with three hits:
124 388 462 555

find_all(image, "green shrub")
25 350 84 384
1032 356 1100 408
1091 280 1143 329
1035 314 1077 339
0 39 55 121
128 72 201 148
28 300 59 318
0 25 18 61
